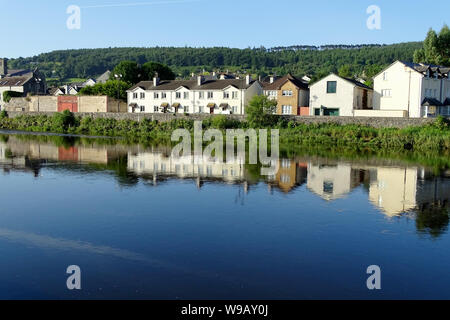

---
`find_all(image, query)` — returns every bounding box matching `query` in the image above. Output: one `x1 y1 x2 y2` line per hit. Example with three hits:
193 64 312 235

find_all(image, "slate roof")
128 79 257 91
400 61 450 77
96 70 111 83
342 77 373 90
261 74 309 91
422 97 443 106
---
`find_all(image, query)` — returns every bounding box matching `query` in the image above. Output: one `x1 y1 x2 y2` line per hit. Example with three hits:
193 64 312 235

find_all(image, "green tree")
245 95 277 128
338 64 352 78
414 25 450 66
141 62 175 80
111 61 141 84
79 80 130 101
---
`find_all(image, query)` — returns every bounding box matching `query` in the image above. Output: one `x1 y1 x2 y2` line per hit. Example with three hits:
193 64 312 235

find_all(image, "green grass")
0 112 448 166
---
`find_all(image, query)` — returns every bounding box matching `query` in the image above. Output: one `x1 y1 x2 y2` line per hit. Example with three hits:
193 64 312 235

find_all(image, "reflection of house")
127 152 245 183
306 162 365 200
0 136 125 166
273 159 307 193
368 166 450 217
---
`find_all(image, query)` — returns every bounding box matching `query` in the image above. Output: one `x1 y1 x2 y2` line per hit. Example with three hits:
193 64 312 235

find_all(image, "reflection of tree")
108 155 139 187
415 203 450 238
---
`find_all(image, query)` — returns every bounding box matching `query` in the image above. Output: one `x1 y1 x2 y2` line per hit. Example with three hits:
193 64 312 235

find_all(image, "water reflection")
0 133 449 237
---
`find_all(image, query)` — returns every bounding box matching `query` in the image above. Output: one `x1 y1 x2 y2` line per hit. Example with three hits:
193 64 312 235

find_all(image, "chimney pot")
197 75 204 86
153 72 160 86
246 74 251 86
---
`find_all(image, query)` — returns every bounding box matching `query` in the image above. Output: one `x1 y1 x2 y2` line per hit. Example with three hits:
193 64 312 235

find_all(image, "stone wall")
29 96 58 112
2 111 439 128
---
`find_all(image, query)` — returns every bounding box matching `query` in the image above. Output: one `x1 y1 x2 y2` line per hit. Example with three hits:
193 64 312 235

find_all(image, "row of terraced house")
127 60 450 118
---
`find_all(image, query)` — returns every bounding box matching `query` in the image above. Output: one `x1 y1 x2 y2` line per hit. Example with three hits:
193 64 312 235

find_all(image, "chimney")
269 76 275 84
197 75 204 86
0 58 7 77
153 72 160 86
245 74 251 86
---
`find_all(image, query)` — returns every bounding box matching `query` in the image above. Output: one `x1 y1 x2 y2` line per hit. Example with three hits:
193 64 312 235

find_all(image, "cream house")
306 162 363 200
309 73 373 116
127 75 262 115
373 61 450 118
127 151 246 183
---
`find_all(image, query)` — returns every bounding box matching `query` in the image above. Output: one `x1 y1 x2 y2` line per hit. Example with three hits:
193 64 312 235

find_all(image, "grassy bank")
0 111 449 153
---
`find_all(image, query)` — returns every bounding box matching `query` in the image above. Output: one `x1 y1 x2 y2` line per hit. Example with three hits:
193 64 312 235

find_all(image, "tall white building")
127 75 262 115
373 61 450 118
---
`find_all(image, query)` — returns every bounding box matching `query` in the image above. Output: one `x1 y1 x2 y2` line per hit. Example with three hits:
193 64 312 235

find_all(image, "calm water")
0 132 449 299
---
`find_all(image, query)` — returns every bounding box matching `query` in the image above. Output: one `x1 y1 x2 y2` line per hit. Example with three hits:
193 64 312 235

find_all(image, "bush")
245 95 278 128
2 91 23 103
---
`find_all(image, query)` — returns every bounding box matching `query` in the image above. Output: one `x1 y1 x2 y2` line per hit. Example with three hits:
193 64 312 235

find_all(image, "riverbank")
0 111 448 154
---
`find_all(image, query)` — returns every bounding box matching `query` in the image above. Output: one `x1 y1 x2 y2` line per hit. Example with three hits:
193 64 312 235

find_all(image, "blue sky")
1 0 448 58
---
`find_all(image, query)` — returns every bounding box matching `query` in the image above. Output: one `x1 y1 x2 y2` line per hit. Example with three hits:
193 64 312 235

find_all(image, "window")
281 159 291 168
223 92 230 99
268 91 277 97
282 105 292 114
232 106 238 114
184 106 189 113
199 106 204 113
140 105 145 112
232 91 238 99
133 93 138 99
199 92 204 99
281 175 291 183
323 181 334 194
207 92 213 99
434 89 437 98
282 90 293 96
154 92 159 99
383 72 388 81
176 92 181 99
381 89 391 97
183 92 189 99
140 92 145 99
327 81 337 93
153 106 158 112
161 92 167 98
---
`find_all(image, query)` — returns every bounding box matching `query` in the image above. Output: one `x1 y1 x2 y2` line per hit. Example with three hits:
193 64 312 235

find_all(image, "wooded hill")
7 42 422 83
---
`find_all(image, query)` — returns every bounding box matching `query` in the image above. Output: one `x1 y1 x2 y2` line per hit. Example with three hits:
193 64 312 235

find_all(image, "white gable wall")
309 74 356 116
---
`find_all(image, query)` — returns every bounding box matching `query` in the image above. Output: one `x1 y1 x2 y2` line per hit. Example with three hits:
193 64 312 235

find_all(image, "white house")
373 61 450 118
309 73 373 116
127 75 262 115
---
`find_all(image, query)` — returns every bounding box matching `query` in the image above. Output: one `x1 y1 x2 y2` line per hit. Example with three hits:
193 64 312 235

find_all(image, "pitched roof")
341 77 372 90
262 74 309 91
96 70 111 83
0 75 33 87
400 61 450 77
422 97 443 106
311 73 373 90
128 79 257 92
